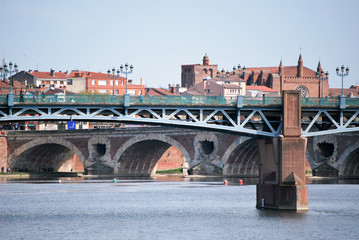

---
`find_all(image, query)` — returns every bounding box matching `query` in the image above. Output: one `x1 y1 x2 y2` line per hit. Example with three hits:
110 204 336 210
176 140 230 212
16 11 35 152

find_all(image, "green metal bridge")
1 94 359 137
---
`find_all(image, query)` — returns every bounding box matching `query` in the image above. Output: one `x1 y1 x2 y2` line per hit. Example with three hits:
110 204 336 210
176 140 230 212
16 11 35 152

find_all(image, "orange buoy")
239 179 243 185
224 179 228 185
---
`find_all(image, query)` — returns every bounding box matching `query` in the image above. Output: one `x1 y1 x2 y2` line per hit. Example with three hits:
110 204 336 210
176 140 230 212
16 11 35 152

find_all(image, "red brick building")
12 69 68 88
181 54 218 88
67 71 145 95
244 55 328 98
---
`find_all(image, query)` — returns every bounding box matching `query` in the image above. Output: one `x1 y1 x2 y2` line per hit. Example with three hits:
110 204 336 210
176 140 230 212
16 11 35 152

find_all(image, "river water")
0 177 358 240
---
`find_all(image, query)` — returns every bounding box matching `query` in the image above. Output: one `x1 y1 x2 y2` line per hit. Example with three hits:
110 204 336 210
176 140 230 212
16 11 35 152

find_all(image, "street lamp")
119 63 134 94
233 64 246 96
316 70 329 98
119 63 133 108
107 67 120 97
217 69 230 97
0 64 7 96
336 65 349 97
8 61 18 94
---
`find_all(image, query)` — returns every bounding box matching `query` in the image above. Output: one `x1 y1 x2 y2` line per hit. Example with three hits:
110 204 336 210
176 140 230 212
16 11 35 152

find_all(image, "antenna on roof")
299 45 302 54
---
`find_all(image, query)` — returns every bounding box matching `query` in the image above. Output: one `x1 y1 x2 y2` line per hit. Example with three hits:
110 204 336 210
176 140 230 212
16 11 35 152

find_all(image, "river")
0 177 358 240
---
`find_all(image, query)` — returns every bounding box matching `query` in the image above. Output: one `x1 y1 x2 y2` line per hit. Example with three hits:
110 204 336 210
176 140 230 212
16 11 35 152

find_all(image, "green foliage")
77 91 110 95
156 168 183 174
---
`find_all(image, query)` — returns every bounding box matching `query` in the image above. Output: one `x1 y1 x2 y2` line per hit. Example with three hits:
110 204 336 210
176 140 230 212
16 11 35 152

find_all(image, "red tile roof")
28 71 67 79
146 88 177 96
246 85 278 92
67 71 125 80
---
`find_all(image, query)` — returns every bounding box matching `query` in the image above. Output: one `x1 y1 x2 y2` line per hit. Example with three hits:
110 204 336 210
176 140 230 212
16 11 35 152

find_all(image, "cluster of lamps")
0 61 18 95
336 65 349 97
316 70 329 98
107 63 133 96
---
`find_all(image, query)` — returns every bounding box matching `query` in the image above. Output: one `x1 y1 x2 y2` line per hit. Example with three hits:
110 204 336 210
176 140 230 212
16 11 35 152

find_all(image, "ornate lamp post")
4 61 18 107
217 69 229 97
336 65 349 110
107 67 120 97
8 61 18 94
119 63 133 107
336 65 349 97
233 64 246 96
316 70 328 98
0 64 7 96
119 63 133 94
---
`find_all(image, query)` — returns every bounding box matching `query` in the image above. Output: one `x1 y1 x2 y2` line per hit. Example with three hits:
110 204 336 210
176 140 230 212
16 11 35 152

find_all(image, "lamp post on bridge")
316 70 328 99
3 61 18 107
217 69 229 98
336 65 349 110
119 63 133 107
336 65 349 97
0 64 7 96
233 64 246 96
107 67 120 98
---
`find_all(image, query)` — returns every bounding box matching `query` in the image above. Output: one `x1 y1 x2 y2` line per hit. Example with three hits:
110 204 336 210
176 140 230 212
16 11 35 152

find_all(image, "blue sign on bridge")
67 121 76 130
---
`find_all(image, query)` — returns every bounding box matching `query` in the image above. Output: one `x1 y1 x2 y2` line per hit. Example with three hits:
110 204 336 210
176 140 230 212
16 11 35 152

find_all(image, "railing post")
7 92 14 107
124 93 130 107
237 95 243 108
340 96 346 110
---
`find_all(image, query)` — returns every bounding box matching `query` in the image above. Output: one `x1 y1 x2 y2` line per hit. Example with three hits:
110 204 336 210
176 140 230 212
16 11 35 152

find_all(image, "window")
116 80 119 86
98 80 107 86
98 89 107 94
110 80 114 86
139 90 142 95
92 90 95 93
116 90 119 94
92 80 95 85
60 81 64 84
121 81 124 86
128 90 136 95
67 79 73 85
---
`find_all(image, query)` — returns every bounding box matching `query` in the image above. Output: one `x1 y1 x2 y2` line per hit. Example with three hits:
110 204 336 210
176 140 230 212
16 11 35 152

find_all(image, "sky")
1 0 358 89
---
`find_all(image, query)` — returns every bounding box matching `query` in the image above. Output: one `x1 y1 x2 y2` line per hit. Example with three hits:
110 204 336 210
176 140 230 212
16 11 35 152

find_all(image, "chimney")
50 69 55 77
140 78 145 85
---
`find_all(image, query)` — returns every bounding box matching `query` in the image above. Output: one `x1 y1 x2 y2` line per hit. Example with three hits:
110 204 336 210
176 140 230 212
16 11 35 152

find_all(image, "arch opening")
115 140 185 177
340 148 359 178
224 139 259 177
10 143 84 173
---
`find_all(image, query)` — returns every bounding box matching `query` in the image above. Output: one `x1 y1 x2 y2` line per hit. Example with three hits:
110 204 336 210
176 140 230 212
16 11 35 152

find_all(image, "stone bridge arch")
113 134 192 176
8 137 86 172
337 141 359 178
221 136 259 177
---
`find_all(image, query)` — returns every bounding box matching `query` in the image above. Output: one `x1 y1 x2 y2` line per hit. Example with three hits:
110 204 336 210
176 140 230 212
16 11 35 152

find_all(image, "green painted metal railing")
1 94 359 107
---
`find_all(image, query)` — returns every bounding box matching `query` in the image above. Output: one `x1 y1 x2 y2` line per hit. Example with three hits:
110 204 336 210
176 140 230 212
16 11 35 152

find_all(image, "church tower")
203 53 209 66
297 54 303 77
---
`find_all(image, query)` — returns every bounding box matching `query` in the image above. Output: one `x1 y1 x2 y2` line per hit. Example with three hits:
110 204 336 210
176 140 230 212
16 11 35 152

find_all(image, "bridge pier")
0 135 8 172
256 90 308 211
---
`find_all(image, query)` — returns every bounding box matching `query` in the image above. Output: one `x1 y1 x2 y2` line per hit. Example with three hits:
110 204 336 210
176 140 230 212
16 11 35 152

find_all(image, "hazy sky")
1 0 358 88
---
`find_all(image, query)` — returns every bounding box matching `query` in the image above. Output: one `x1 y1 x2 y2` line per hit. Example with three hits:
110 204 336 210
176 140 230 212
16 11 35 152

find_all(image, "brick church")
181 54 329 98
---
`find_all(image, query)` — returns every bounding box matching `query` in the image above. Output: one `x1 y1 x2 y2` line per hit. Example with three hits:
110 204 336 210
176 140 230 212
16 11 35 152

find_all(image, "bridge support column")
0 134 8 172
256 90 308 211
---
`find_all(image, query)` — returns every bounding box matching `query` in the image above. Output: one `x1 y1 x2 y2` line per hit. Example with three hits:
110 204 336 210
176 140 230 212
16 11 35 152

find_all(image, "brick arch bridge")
3 127 260 177
3 128 359 178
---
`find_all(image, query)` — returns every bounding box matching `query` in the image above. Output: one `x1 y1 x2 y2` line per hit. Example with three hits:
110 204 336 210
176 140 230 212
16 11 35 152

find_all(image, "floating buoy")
224 179 228 185
239 179 243 185
113 179 117 183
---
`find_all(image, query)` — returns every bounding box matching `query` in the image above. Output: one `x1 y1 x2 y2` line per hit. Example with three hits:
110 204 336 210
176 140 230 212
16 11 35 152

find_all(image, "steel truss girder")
0 105 282 137
1 105 359 137
301 108 359 136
